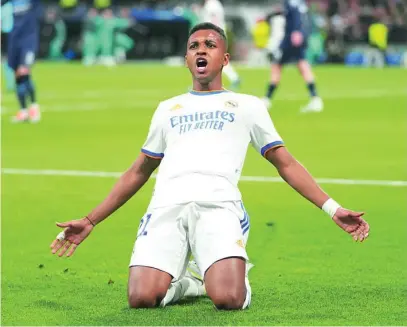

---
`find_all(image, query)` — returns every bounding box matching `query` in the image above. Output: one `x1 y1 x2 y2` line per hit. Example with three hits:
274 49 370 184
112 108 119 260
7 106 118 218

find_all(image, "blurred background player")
1 0 15 92
367 17 388 67
45 8 66 61
113 8 135 64
306 2 326 65
201 0 241 90
82 7 143 67
249 17 270 67
82 8 103 66
113 7 148 64
1 0 41 123
98 8 116 66
263 0 323 113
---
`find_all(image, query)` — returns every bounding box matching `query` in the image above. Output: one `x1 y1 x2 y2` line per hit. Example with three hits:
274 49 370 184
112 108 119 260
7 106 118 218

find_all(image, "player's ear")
223 53 230 67
184 55 188 67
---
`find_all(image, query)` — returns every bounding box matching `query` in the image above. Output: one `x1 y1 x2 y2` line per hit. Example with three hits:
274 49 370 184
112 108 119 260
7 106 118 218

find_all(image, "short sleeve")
141 103 166 159
250 100 284 157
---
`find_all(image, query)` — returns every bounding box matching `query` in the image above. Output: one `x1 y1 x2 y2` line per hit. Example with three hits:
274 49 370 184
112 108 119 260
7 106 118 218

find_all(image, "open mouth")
196 58 208 73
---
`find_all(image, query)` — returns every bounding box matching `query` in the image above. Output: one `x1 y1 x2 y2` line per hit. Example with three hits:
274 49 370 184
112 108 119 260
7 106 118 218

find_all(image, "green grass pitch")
1 63 406 326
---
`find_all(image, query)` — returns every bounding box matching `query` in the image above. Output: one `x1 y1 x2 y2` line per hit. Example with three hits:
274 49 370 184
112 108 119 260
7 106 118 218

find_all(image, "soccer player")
50 23 369 310
263 0 323 113
1 0 15 92
46 8 66 61
1 0 41 122
98 8 117 67
113 8 139 64
82 8 103 67
201 0 241 90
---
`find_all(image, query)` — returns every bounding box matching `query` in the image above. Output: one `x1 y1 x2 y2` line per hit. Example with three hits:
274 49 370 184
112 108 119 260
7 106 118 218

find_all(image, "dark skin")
185 29 229 91
50 28 369 310
50 154 161 257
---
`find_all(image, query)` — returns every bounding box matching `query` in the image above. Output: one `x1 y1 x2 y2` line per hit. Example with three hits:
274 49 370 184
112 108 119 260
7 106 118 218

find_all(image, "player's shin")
15 76 28 110
265 64 281 101
241 261 254 309
297 60 318 97
160 277 203 307
15 74 40 122
266 83 278 99
262 82 278 110
241 277 252 309
306 82 317 97
25 75 37 104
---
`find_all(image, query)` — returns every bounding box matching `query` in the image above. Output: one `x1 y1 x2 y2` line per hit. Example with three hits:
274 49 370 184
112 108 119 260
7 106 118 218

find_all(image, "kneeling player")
50 23 369 310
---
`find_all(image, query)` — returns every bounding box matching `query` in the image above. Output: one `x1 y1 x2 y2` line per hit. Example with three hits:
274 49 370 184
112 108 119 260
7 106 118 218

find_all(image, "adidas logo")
236 239 245 248
170 104 183 111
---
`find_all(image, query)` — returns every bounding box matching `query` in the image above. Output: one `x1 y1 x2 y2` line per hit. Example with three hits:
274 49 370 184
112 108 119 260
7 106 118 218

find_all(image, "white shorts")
129 201 250 280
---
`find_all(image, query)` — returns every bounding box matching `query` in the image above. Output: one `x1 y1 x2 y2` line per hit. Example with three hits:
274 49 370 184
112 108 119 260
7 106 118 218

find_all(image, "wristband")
322 199 341 218
85 216 95 227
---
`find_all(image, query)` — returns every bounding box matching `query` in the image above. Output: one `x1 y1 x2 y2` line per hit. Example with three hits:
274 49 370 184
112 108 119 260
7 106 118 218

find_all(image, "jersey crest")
225 100 238 108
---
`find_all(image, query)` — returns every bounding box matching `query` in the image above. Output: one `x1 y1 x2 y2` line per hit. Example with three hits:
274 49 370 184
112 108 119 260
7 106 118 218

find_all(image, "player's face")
103 9 113 18
88 8 97 17
185 29 229 84
120 8 130 17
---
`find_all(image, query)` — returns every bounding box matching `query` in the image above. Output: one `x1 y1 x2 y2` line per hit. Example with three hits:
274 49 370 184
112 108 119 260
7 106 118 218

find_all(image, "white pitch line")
1 88 404 103
0 100 160 115
1 86 404 115
2 89 405 115
2 168 406 187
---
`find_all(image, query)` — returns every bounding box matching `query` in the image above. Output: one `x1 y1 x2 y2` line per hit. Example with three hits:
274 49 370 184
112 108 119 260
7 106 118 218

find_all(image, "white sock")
223 63 240 83
242 277 252 309
160 277 202 307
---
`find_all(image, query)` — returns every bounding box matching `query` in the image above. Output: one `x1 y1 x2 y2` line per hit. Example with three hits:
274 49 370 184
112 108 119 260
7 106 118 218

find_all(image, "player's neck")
192 80 223 92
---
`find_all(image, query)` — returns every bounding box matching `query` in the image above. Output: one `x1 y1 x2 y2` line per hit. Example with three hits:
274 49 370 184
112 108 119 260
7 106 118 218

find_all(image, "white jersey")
201 0 226 30
141 90 284 209
267 14 286 52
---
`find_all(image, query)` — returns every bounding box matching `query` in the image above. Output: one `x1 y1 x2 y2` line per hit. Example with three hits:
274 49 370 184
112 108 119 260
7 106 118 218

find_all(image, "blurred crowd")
310 0 406 39
249 0 406 64
3 0 405 65
308 0 406 61
80 7 146 66
41 4 144 66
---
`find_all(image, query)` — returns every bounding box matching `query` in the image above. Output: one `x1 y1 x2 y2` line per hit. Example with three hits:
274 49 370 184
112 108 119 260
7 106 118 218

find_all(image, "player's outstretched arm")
265 146 369 242
85 153 161 225
50 153 161 257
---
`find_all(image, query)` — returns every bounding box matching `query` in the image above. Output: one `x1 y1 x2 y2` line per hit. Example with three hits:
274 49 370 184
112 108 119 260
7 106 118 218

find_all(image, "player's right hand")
291 31 303 47
50 218 94 257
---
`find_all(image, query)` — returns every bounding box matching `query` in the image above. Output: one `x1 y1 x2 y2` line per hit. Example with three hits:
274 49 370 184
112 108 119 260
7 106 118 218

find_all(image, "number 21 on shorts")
137 214 152 238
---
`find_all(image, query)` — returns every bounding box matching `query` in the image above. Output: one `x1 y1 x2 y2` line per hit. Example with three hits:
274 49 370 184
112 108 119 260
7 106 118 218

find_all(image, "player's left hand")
332 208 369 242
291 31 303 47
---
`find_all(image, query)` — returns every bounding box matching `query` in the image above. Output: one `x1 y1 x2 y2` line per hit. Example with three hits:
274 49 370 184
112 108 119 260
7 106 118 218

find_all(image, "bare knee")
209 287 246 310
127 266 172 309
205 257 247 310
128 289 167 309
16 66 29 77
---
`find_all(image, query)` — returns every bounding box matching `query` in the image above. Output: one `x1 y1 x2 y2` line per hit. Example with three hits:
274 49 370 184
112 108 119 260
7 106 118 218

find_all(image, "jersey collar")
189 88 229 96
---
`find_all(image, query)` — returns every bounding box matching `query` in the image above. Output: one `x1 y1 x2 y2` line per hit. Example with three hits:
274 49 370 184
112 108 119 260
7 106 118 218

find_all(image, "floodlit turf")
1 63 406 326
